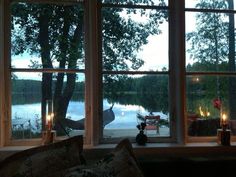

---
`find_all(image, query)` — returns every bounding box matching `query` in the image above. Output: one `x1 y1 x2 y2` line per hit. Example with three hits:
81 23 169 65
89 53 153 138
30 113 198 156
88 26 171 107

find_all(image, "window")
2 0 236 147
185 0 236 139
10 2 86 141
101 1 170 142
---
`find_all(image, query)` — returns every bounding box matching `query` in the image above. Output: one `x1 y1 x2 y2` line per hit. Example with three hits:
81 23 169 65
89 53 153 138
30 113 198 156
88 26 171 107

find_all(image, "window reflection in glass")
186 75 236 137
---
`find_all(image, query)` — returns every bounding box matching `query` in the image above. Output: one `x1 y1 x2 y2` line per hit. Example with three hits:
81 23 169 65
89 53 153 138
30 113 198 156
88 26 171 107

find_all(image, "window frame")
185 3 236 142
4 0 233 147
99 1 176 143
5 0 88 146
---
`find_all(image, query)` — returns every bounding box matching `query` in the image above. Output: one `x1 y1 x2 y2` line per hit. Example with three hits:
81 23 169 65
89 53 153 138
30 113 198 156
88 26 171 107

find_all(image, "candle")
221 113 227 130
47 114 52 131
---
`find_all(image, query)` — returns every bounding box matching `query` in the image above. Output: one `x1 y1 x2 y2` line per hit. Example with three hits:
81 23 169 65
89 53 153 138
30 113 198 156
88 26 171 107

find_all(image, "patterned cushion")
0 135 85 177
63 138 144 177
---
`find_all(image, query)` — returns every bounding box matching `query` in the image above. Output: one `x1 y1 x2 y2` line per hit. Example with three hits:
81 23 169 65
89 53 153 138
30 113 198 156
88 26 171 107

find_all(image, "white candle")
47 114 52 130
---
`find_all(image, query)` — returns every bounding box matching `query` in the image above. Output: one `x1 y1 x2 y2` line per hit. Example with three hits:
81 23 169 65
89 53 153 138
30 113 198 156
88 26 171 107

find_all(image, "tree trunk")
228 0 236 120
53 7 83 135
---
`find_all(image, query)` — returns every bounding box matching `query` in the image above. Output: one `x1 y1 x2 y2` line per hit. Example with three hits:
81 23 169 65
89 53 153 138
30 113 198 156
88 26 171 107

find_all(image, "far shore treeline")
11 74 168 113
12 62 231 118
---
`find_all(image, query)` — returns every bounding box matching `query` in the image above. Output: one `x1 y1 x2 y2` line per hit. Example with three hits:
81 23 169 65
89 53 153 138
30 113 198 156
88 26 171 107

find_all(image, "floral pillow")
63 138 144 177
0 135 85 177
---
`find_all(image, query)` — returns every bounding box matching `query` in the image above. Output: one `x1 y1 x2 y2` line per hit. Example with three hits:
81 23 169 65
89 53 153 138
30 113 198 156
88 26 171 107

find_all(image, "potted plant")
136 122 147 145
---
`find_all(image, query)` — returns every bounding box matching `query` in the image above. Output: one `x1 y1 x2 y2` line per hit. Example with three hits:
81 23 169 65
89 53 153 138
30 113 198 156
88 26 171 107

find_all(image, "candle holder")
42 130 56 145
217 128 231 146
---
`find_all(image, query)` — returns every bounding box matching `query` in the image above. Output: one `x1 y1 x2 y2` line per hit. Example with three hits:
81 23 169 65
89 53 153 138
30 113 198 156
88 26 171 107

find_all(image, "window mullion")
169 0 186 144
0 0 4 147
85 0 102 146
2 0 12 146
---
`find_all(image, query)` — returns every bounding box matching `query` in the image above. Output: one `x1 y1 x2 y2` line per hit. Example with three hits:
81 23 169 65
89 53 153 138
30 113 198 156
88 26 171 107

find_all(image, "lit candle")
207 112 210 117
47 114 52 131
221 113 227 130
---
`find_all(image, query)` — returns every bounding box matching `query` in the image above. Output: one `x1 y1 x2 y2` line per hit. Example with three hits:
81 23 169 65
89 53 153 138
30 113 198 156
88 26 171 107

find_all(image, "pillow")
63 138 144 177
0 135 85 177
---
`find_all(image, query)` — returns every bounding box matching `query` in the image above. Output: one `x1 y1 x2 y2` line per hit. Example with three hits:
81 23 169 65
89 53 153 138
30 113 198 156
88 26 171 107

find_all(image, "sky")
12 0 230 80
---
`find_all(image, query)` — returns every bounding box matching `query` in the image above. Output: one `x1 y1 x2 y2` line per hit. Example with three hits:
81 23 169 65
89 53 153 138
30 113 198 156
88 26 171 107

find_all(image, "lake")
11 99 169 131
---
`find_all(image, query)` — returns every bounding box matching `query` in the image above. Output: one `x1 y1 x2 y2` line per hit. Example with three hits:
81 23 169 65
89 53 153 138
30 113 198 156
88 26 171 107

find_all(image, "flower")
213 98 221 110
137 122 146 131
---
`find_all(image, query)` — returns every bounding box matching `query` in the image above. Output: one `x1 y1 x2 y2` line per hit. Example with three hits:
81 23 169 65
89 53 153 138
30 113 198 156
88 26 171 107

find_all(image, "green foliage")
12 79 84 104
186 0 236 119
186 0 229 66
104 74 168 113
11 1 168 119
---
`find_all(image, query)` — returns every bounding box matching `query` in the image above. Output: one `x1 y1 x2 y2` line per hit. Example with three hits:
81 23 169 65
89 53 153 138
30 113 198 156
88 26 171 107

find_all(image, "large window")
185 0 236 139
10 2 86 140
2 0 236 146
101 1 170 142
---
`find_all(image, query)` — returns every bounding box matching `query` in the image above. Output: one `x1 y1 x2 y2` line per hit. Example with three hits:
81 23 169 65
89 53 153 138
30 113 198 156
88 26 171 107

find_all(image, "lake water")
12 99 168 131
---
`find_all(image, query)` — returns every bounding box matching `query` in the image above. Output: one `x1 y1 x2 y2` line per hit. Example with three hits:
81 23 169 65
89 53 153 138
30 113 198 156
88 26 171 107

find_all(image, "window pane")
11 3 85 69
103 74 170 138
55 73 85 137
186 12 236 72
11 72 85 139
185 0 235 10
12 73 42 139
102 8 168 71
186 75 236 137
102 0 168 6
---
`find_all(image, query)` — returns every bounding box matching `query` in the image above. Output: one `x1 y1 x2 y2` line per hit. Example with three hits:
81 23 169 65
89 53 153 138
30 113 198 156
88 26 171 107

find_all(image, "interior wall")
0 0 5 147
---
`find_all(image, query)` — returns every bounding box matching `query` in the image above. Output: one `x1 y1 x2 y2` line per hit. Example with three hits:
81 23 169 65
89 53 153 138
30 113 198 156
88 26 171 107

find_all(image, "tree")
227 0 236 121
11 1 167 134
186 0 236 119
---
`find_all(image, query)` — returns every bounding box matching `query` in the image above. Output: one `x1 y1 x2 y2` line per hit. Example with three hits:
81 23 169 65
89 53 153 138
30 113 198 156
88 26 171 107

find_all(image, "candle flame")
207 112 210 117
199 106 205 117
222 114 227 121
47 115 51 123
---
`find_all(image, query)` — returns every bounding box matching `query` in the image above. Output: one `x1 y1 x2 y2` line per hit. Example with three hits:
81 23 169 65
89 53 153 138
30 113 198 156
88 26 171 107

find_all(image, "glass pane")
103 74 170 138
54 73 85 136
186 12 236 72
186 75 236 137
185 0 235 10
102 8 168 71
11 72 85 139
11 3 85 69
102 0 168 6
12 73 42 139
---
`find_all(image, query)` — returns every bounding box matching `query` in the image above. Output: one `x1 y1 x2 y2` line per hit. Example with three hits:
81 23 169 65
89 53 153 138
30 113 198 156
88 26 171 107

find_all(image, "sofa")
0 136 144 177
1 136 236 177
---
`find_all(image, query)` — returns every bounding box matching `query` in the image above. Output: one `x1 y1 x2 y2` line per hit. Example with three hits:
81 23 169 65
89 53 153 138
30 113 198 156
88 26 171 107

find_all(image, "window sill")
82 142 236 161
1 142 236 162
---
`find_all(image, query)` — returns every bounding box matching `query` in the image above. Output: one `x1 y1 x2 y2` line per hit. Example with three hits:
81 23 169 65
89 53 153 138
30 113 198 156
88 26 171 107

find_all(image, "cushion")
63 138 144 177
0 135 85 177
